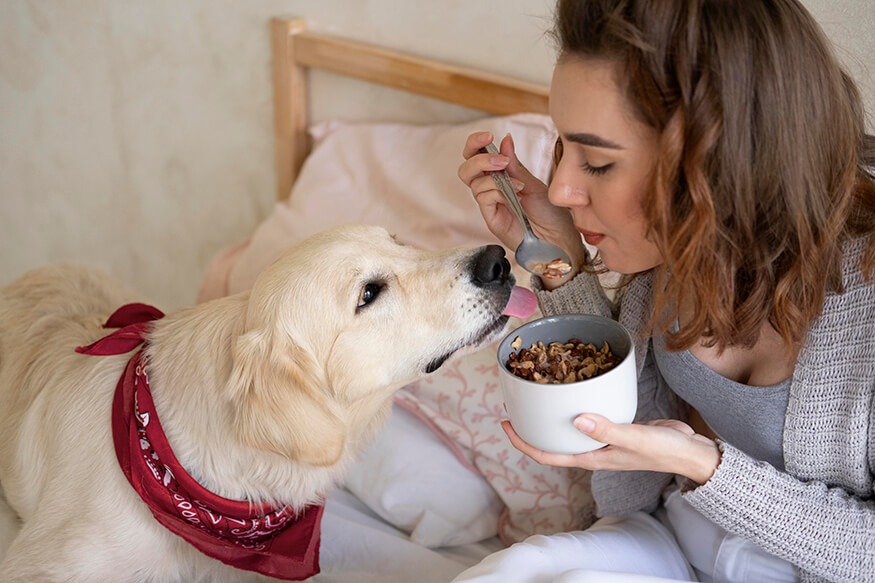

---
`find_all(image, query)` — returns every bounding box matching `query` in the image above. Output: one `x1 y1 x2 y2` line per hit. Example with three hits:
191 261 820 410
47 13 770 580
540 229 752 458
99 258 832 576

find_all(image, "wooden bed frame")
270 18 551 201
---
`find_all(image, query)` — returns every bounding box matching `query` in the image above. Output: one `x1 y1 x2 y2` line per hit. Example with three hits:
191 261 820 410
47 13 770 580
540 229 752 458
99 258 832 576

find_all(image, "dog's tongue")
502 286 537 319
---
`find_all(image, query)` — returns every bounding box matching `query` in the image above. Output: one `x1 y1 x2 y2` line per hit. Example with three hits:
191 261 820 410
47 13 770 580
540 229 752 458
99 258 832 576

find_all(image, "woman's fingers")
460 131 505 186
498 133 538 185
460 131 533 187
574 414 694 456
469 174 503 199
500 420 583 467
458 152 510 188
462 131 496 159
572 414 619 443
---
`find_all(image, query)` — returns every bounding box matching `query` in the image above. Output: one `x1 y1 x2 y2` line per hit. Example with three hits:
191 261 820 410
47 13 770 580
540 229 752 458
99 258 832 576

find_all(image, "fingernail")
490 156 509 167
575 417 595 433
511 179 525 192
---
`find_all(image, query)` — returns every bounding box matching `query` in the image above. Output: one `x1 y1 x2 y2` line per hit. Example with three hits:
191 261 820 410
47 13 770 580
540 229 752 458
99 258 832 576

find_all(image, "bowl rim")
496 313 635 387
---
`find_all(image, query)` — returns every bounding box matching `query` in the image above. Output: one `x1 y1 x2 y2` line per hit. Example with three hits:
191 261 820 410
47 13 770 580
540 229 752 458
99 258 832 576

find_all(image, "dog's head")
227 225 529 467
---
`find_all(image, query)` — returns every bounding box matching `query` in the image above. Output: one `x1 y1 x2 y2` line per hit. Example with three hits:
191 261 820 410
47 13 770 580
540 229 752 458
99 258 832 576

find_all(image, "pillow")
198 112 597 545
395 329 596 545
225 113 559 295
343 403 504 548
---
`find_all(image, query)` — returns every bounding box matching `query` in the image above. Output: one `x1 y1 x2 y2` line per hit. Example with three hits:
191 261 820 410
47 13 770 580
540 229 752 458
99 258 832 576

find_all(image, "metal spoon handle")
479 144 535 237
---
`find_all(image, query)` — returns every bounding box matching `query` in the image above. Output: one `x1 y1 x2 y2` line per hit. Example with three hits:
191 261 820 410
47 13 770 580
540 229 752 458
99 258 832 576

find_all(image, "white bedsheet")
314 488 504 583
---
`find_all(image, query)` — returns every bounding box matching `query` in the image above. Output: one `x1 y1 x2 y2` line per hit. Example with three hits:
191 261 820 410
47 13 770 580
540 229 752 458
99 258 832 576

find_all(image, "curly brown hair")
552 0 875 353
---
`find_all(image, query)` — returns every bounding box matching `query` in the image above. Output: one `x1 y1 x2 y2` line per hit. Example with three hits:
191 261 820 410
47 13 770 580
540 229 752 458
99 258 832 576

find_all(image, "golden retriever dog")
0 224 534 582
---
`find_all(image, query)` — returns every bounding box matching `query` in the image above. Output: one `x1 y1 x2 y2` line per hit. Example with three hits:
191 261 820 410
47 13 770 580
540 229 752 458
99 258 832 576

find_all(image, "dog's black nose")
470 245 510 287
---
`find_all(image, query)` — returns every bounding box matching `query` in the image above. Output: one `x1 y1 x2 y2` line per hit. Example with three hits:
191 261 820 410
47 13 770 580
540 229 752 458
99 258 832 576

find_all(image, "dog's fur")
0 224 516 582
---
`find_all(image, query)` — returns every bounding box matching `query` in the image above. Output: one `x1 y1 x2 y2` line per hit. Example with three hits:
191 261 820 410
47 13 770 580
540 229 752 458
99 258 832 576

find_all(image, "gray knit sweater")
532 236 875 583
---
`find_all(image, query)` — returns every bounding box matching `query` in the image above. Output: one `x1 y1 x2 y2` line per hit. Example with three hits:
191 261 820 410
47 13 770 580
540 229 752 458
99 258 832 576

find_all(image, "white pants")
451 487 798 583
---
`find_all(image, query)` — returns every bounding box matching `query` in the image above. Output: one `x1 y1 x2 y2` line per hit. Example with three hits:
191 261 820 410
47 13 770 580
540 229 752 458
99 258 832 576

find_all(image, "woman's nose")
548 162 589 208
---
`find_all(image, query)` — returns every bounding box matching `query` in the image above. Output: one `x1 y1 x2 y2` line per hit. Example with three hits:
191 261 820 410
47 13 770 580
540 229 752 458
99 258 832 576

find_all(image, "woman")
453 1 875 582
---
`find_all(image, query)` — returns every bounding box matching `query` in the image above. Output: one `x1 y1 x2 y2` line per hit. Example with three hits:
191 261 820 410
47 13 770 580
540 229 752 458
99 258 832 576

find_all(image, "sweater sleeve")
531 269 614 319
682 441 875 583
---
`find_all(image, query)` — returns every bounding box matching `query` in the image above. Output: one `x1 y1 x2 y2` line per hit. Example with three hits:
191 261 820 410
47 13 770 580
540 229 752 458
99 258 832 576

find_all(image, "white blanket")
314 488 503 583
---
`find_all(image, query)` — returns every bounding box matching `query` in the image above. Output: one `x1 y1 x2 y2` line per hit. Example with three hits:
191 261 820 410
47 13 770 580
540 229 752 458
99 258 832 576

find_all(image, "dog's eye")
357 283 382 309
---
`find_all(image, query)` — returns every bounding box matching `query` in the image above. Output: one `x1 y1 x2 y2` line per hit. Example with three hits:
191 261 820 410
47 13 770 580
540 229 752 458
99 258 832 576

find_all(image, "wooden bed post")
271 18 309 201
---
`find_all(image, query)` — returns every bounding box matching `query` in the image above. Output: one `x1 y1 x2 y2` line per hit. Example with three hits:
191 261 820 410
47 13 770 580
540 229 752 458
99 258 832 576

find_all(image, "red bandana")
76 303 323 581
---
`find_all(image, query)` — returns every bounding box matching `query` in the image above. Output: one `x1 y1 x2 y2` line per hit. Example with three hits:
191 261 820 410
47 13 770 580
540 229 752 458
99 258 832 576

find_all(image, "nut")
533 258 572 279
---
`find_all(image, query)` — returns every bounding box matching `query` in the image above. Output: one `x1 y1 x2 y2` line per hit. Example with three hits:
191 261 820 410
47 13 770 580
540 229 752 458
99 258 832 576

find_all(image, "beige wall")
1 0 872 310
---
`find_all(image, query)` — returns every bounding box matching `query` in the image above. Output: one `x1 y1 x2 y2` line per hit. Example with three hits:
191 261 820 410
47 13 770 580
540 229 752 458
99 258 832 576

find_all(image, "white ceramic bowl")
497 314 638 454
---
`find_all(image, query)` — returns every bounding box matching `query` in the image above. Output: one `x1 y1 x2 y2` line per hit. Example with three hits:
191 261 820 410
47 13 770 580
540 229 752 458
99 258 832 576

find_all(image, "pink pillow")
225 113 559 295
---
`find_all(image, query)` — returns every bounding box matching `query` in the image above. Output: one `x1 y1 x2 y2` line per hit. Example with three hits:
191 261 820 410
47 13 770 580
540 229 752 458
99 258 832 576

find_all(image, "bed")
197 18 597 582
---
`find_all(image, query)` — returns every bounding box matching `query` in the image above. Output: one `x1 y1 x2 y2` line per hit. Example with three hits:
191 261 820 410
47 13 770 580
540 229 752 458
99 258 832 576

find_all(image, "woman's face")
548 56 663 274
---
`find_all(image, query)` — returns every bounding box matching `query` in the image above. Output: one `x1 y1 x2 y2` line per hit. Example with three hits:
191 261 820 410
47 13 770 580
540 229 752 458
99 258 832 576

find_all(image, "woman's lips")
578 229 605 246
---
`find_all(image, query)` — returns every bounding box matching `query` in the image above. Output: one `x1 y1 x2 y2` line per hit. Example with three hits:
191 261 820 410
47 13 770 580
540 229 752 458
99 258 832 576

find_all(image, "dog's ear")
227 328 346 467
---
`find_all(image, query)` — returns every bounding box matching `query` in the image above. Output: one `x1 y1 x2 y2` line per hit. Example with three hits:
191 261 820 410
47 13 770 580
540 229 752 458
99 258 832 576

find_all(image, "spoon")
479 143 573 279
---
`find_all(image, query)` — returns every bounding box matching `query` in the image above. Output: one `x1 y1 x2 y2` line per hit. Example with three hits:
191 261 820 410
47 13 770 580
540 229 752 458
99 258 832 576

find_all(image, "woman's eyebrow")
565 132 624 150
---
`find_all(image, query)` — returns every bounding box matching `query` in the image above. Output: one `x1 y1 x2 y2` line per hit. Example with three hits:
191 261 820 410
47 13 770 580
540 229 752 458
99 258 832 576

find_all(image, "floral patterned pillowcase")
395 308 595 546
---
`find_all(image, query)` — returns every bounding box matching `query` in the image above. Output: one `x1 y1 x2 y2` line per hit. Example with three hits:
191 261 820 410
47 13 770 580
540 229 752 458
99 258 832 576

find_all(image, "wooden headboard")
270 18 550 201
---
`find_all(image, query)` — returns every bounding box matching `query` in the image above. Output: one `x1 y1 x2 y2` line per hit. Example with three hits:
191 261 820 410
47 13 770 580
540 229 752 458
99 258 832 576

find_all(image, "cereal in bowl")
506 338 620 384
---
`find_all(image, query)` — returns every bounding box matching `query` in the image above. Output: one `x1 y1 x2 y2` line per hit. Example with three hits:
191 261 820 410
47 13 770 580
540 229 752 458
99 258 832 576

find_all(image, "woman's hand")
501 414 722 485
458 132 587 281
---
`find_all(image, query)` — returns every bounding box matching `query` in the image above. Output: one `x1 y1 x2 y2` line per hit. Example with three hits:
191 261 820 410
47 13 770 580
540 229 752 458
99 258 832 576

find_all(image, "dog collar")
76 303 323 581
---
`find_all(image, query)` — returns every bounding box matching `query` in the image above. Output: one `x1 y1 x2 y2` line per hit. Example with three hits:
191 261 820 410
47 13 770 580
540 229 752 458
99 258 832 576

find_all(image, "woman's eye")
357 283 382 309
582 161 612 176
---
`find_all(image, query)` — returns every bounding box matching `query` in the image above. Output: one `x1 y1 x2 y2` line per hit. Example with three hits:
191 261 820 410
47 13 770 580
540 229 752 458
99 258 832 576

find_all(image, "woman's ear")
226 329 346 467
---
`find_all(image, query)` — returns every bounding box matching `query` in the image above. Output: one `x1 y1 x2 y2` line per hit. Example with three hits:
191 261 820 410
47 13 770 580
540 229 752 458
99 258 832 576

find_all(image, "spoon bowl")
516 232 572 276
480 143 572 278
